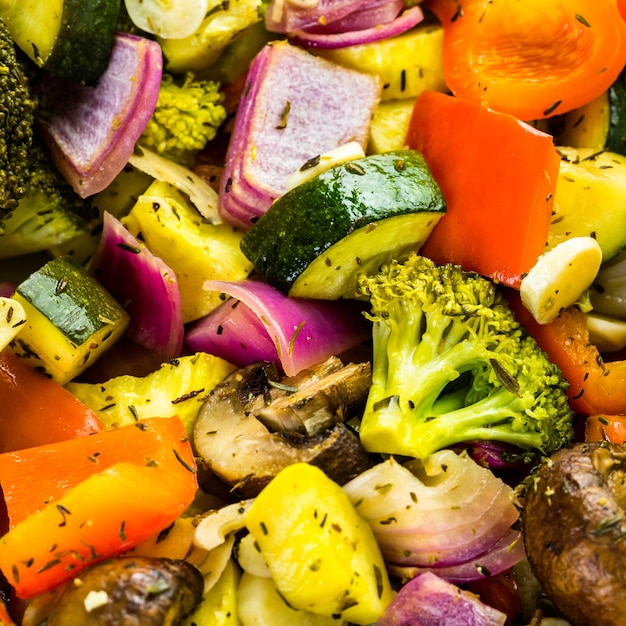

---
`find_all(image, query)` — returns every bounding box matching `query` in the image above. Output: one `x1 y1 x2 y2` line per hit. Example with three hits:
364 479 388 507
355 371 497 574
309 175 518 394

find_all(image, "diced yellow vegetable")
314 22 445 101
0 297 26 352
65 352 235 436
183 558 241 626
10 257 129 384
123 180 253 323
520 236 603 325
245 463 394 625
237 571 347 626
555 90 610 150
368 98 416 154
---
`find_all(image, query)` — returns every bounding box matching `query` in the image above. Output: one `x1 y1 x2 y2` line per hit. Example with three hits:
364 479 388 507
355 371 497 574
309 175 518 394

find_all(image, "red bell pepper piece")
406 90 560 288
0 416 198 599
509 295 626 416
426 0 626 120
0 353 104 453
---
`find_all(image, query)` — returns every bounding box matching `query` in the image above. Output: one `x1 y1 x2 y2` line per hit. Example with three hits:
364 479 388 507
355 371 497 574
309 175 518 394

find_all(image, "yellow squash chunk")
123 180 253 323
183 558 241 626
548 147 626 262
65 352 235 436
10 257 129 384
245 463 394 625
368 98 416 154
314 22 445 101
237 571 347 626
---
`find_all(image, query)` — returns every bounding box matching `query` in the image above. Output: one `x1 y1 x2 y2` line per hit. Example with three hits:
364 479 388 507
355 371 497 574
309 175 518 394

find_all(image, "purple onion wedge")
377 572 507 626
185 279 370 376
38 33 163 198
90 212 184 360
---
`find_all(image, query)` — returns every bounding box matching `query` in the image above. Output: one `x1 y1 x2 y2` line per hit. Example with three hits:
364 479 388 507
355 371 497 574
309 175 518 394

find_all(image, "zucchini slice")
549 147 626 262
1 0 120 83
9 257 129 384
240 150 446 299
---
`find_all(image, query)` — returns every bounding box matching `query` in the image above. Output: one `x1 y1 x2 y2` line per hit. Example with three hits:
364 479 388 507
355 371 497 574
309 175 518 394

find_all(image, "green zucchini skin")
606 67 626 156
16 256 125 345
241 150 446 296
47 0 120 84
2 0 120 84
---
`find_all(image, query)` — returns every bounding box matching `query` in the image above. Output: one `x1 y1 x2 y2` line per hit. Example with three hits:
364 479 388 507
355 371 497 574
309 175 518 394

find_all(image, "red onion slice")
387 529 526 584
292 6 424 49
38 33 163 198
185 279 369 376
90 212 184 359
343 451 520 569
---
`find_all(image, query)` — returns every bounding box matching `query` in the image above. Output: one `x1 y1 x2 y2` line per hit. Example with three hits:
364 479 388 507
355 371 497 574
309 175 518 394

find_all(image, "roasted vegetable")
357 253 575 461
244 462 395 624
0 0 120 83
139 71 227 167
45 556 203 625
523 442 626 626
193 357 372 497
240 150 446 299
0 18 36 224
9 256 130 384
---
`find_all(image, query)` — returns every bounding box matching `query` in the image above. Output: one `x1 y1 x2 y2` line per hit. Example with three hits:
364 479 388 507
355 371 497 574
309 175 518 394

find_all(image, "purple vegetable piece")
377 572 507 626
218 41 381 229
292 6 424 49
185 279 370 376
265 0 396 33
388 529 526 584
38 33 163 198
90 212 184 360
0 283 16 298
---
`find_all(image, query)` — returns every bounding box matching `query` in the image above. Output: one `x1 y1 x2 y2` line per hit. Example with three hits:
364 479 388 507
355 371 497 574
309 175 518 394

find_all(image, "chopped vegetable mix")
0 0 625 623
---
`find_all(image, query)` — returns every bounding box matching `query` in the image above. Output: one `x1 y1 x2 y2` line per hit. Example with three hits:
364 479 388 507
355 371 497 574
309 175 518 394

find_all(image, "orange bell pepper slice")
508 295 626 416
0 416 198 599
0 353 104 453
406 90 559 288
585 414 626 443
426 0 626 121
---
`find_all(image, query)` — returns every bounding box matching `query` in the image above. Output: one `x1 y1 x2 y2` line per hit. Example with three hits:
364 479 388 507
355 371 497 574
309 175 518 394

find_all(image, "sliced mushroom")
45 556 203 626
193 357 372 498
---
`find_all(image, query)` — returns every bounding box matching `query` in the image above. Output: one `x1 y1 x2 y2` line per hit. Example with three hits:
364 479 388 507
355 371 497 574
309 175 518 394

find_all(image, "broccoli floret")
357 253 575 462
139 71 227 167
0 133 99 259
0 18 36 225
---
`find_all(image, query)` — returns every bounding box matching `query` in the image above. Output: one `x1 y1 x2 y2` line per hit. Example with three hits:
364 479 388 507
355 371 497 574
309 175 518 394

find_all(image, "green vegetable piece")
245 462 394 625
240 149 446 299
139 72 227 167
10 256 129 384
357 253 575 462
0 0 121 84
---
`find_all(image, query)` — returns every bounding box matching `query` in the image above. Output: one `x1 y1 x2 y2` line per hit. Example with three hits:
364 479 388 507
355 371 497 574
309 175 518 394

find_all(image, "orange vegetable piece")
585 414 626 443
426 0 626 120
0 417 198 598
0 353 104 453
508 294 626 416
406 90 559 288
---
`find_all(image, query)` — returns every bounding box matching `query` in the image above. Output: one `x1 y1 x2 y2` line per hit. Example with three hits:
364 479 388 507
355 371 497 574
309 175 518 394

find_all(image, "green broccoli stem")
375 317 499 413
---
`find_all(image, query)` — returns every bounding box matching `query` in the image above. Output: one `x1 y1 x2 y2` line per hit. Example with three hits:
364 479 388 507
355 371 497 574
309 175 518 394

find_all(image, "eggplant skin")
46 556 204 626
522 442 626 626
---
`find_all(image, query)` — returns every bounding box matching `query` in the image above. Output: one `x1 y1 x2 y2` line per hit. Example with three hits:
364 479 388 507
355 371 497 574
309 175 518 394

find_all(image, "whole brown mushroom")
522 442 626 626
